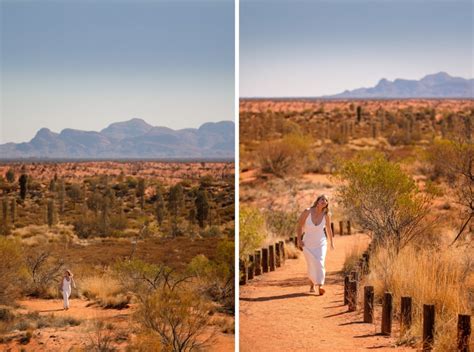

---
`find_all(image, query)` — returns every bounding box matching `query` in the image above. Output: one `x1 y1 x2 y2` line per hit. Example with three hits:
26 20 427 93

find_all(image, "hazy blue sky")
1 0 234 143
241 0 473 97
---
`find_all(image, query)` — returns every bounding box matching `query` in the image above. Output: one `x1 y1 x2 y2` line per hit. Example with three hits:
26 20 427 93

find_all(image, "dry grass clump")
284 242 300 259
342 239 366 276
366 243 472 351
81 274 130 309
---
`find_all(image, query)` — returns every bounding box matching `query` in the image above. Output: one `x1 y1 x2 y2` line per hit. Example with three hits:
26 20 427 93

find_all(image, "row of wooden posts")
239 220 353 285
344 244 471 352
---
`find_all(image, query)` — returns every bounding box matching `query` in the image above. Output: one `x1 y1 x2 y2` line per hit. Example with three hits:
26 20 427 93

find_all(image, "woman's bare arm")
297 210 309 249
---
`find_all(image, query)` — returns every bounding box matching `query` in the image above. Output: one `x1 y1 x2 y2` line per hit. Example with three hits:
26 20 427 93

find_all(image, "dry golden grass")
81 274 130 309
284 242 300 259
364 242 472 351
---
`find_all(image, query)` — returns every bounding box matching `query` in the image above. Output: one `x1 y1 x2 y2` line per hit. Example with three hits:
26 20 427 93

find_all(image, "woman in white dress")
297 195 335 295
60 270 76 310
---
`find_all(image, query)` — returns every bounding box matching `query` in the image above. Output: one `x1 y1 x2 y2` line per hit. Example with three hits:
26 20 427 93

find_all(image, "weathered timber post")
239 259 247 285
348 280 358 311
400 296 412 336
422 304 435 351
339 220 344 236
344 275 350 305
247 255 255 280
347 220 351 236
364 286 374 323
254 250 262 276
279 240 285 264
269 245 275 271
275 242 281 267
381 292 393 335
457 314 471 352
261 248 269 273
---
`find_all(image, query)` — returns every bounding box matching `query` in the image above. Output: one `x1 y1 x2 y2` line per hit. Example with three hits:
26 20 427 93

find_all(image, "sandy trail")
240 233 415 352
3 299 233 352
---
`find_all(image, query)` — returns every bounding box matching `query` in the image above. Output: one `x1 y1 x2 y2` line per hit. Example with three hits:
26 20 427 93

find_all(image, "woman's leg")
303 247 318 292
63 290 70 309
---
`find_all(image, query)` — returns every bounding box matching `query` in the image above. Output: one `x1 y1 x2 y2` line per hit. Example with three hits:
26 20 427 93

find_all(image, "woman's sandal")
319 287 326 296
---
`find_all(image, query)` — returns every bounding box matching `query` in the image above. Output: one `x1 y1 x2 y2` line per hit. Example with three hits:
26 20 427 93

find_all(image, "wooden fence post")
401 296 412 336
344 275 349 305
261 248 269 273
339 220 344 236
275 242 281 267
279 240 285 264
348 280 358 311
254 250 262 276
364 286 374 323
239 259 247 285
247 255 255 280
422 304 435 351
269 245 275 271
457 314 471 352
381 292 393 335
347 220 351 236
331 222 335 237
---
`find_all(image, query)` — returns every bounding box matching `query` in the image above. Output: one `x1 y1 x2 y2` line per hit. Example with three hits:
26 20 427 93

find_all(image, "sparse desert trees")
337 153 431 252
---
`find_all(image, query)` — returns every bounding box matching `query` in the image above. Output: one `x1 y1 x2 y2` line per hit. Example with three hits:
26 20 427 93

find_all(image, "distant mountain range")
0 119 234 159
326 72 473 99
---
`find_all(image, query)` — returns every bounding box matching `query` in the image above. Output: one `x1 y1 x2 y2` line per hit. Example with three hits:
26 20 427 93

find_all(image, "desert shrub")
24 249 65 298
426 139 473 243
138 286 214 352
264 208 298 239
337 153 431 252
239 206 266 259
127 332 162 352
81 274 130 309
366 243 472 351
187 239 234 313
113 259 172 300
0 238 25 304
199 225 222 238
257 133 313 177
87 320 117 352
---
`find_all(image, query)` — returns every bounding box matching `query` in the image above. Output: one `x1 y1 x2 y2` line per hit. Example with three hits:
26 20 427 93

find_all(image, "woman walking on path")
60 270 76 310
297 195 335 295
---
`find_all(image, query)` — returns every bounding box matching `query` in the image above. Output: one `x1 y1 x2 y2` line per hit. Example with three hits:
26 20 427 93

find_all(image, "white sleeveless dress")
302 210 327 285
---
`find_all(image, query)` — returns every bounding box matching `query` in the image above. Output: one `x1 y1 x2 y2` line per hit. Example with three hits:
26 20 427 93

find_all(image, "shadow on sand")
240 292 317 302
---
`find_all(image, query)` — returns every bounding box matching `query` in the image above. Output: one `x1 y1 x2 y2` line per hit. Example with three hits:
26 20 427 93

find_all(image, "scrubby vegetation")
0 161 234 351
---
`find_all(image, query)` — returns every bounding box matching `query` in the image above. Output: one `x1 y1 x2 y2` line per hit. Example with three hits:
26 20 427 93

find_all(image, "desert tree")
137 178 146 210
239 206 266 259
19 173 28 200
336 153 432 253
58 179 66 214
138 284 214 352
10 198 16 224
155 186 166 226
168 184 184 237
25 248 65 297
67 183 83 208
47 199 55 228
0 238 24 304
427 138 473 244
195 189 210 228
5 168 15 183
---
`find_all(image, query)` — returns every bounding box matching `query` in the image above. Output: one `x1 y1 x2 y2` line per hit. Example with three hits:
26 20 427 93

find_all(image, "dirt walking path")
2 299 233 352
240 233 415 352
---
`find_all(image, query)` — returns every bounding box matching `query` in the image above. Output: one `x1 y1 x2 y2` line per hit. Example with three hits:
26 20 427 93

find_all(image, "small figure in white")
60 269 76 310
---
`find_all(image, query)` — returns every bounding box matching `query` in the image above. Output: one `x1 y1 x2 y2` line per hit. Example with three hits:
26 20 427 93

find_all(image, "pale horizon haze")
0 0 234 144
240 0 473 98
